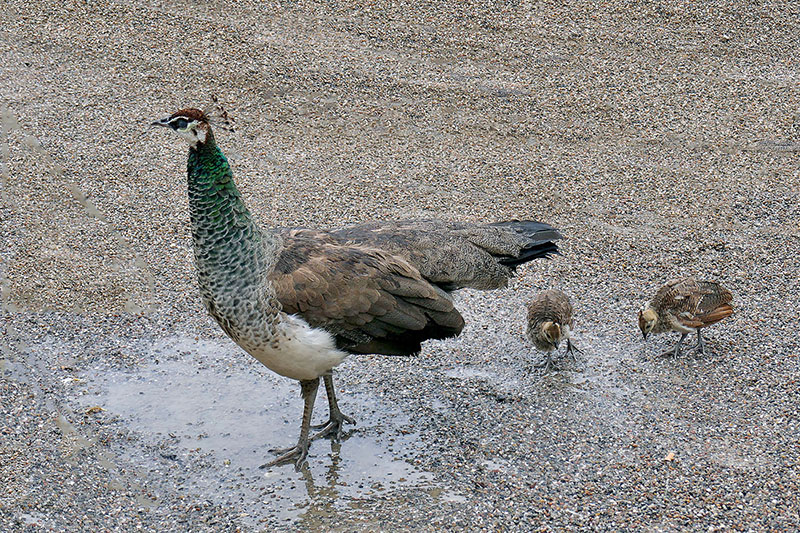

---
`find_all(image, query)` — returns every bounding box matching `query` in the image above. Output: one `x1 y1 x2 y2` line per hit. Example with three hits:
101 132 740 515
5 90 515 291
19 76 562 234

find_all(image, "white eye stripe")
170 117 191 129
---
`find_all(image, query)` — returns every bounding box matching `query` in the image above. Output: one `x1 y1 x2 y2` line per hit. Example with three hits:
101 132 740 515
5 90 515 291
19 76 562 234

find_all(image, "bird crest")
204 94 235 133
154 97 235 148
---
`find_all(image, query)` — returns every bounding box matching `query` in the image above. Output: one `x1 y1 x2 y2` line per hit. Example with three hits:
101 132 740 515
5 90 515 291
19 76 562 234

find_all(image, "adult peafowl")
152 107 562 469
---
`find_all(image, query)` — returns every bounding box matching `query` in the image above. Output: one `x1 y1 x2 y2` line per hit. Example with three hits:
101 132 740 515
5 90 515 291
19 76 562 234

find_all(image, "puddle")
16 512 54 528
554 334 640 444
73 336 438 525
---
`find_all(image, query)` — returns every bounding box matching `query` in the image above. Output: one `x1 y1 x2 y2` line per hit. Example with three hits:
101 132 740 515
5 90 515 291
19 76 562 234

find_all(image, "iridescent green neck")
186 134 277 298
187 133 249 235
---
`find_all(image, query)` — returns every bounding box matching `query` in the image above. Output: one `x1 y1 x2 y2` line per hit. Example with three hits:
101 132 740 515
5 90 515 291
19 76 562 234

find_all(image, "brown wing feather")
695 303 734 327
675 314 705 329
278 220 560 291
655 277 733 330
270 231 464 355
526 289 573 327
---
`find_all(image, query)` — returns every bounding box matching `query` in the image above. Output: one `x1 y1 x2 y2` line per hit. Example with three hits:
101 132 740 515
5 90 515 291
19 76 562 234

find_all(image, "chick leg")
534 352 558 372
695 330 705 354
685 329 707 354
565 339 585 366
261 378 319 471
311 373 355 441
661 333 688 359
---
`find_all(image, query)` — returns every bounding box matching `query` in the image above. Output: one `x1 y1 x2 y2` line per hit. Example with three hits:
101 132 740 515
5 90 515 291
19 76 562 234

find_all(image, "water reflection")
74 336 437 525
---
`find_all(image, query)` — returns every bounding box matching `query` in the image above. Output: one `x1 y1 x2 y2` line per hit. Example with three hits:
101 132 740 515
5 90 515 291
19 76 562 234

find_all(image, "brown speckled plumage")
270 229 464 356
649 278 733 332
639 277 734 357
526 289 579 370
314 220 562 291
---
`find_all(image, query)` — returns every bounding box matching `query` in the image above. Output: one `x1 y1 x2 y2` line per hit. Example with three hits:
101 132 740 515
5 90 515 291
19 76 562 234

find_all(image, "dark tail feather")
490 220 562 267
499 240 561 267
338 319 464 356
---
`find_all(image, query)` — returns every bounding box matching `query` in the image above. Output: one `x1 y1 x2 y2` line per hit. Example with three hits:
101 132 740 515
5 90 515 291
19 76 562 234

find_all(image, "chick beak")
151 116 172 128
642 331 648 341
553 340 560 351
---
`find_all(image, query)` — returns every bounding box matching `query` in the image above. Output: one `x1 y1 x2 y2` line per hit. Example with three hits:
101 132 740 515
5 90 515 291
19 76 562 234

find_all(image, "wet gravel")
2 0 799 530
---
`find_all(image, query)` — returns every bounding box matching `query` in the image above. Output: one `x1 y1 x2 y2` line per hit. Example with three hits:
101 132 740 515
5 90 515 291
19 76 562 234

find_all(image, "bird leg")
564 339 584 366
693 330 706 354
534 353 558 372
535 341 583 373
260 378 319 471
310 373 355 441
660 333 688 359
680 330 708 356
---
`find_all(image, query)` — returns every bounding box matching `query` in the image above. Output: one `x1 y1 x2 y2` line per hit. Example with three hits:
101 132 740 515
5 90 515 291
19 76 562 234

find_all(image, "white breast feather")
249 314 349 381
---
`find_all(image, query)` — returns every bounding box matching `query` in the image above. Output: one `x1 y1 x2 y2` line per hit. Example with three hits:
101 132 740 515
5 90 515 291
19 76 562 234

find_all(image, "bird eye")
172 118 189 130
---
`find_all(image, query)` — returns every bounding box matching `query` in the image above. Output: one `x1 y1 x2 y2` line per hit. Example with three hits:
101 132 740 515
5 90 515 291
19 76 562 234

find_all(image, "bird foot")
535 343 585 373
658 348 683 359
260 442 310 471
311 412 356 442
564 341 586 370
565 340 584 356
534 357 559 373
686 342 706 355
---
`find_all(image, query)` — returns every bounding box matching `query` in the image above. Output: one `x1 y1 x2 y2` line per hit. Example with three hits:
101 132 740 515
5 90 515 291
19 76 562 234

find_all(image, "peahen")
152 107 562 469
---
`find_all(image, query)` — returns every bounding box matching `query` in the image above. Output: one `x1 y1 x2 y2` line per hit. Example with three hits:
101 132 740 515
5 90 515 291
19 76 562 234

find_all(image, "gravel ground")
2 0 799 530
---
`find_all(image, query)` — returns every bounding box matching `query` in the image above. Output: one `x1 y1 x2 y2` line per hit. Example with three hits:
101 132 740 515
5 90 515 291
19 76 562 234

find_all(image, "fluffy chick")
527 289 581 371
638 277 733 358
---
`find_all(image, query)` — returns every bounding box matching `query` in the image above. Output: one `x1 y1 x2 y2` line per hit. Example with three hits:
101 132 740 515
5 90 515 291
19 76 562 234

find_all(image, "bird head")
541 321 562 350
638 305 657 340
152 108 211 149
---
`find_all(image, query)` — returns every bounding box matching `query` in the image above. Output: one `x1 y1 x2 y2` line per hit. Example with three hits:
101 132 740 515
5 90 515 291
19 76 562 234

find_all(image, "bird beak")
553 341 560 350
151 116 171 128
642 331 648 341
